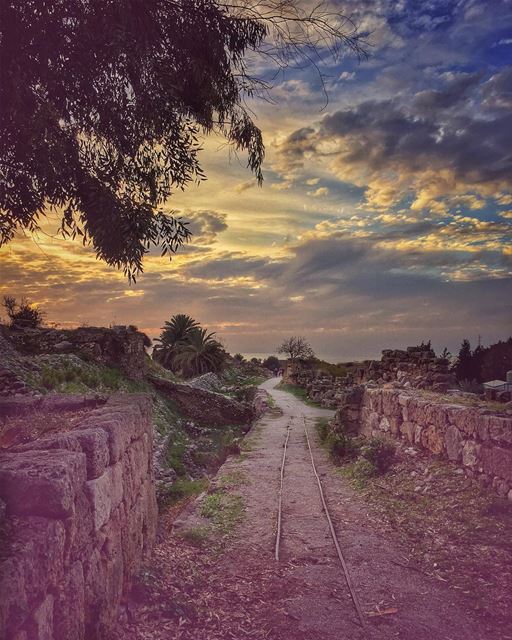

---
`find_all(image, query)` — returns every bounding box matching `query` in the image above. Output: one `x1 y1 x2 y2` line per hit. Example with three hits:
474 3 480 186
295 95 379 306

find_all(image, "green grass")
200 492 245 535
178 526 212 547
276 381 321 407
216 470 248 490
159 477 209 506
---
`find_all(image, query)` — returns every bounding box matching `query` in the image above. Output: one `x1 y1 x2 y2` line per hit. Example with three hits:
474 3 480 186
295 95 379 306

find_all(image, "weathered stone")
399 420 415 443
445 425 463 462
85 462 124 531
0 450 86 518
462 441 481 468
29 594 54 640
54 561 85 640
487 416 512 445
481 446 512 482
150 375 254 426
420 424 444 455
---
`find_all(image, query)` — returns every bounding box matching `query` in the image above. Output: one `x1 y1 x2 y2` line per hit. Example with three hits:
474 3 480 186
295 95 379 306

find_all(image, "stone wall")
333 386 512 499
149 375 254 426
2 324 149 385
284 345 457 408
0 394 157 640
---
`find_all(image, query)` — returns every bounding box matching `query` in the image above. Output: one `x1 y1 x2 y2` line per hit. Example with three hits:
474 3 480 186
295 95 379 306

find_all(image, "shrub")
360 437 395 474
325 431 361 464
3 296 44 328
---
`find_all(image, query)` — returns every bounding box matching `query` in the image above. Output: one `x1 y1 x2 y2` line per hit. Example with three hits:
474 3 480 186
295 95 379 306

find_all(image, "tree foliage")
2 296 44 329
262 355 280 371
277 336 314 361
0 1 365 280
153 314 226 376
172 327 227 377
455 337 512 383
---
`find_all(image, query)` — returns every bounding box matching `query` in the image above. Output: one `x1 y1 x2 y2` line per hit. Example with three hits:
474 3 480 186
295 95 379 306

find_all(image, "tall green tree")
0 1 364 280
153 314 200 369
455 339 479 382
172 327 226 377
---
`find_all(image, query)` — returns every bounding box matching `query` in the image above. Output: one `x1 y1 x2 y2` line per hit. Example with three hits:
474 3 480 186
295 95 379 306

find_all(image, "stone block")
420 424 444 455
28 594 54 640
487 416 512 445
54 561 85 640
0 450 86 518
0 556 29 638
85 463 124 531
462 441 481 468
481 446 512 482
445 425 463 462
73 428 110 479
399 421 415 443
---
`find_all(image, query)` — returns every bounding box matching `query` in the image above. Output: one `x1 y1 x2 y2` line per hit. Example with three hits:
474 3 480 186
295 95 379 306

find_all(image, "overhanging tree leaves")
0 0 365 280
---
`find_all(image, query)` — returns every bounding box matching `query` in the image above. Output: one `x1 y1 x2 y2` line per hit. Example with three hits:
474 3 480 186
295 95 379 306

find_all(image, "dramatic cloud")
273 66 512 214
2 0 511 360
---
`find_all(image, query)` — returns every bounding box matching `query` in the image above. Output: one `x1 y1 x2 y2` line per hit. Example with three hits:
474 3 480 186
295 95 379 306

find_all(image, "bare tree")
277 336 315 361
221 0 367 102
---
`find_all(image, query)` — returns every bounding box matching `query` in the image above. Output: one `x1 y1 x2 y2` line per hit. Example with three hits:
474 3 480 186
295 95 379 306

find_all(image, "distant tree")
455 339 480 382
277 336 315 361
172 328 226 377
1 1 365 280
480 338 512 381
153 314 200 370
262 355 280 372
2 296 44 329
440 347 452 360
250 357 262 365
234 353 245 363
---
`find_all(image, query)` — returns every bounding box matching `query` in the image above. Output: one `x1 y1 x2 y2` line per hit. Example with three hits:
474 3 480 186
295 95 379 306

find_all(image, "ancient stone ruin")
331 385 512 499
0 394 157 639
0 324 149 398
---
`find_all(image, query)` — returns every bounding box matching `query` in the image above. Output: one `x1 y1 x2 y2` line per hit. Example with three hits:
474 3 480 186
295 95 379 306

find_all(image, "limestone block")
16 428 109 480
399 421 415 443
388 415 402 435
54 561 85 640
379 416 390 433
420 424 444 455
452 408 479 436
481 446 512 482
445 425 463 462
477 416 490 441
0 556 29 638
73 428 110 479
29 594 54 640
85 462 124 531
413 423 423 445
0 450 86 518
487 416 512 445
462 441 481 468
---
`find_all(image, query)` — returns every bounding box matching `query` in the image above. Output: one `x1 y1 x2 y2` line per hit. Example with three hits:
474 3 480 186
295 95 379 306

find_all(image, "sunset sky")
1 0 511 361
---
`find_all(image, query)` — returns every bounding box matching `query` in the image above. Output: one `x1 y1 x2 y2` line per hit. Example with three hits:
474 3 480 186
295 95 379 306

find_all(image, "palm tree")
153 314 199 370
172 328 226 377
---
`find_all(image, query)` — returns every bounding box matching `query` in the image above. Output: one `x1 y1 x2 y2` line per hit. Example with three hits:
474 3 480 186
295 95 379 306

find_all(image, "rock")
0 450 87 518
53 340 73 353
149 375 253 427
445 425 463 462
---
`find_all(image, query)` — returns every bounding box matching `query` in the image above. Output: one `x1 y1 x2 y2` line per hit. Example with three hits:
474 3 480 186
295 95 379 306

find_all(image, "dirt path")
116 378 501 640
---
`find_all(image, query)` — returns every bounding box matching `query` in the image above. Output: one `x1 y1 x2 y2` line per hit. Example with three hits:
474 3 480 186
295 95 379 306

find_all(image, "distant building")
483 379 512 392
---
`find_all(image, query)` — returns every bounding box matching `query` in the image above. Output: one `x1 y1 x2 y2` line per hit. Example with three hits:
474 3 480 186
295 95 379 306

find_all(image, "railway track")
275 414 366 629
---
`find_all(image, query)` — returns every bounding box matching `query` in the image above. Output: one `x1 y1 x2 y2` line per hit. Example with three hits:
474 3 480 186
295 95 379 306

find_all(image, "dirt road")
117 377 500 640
